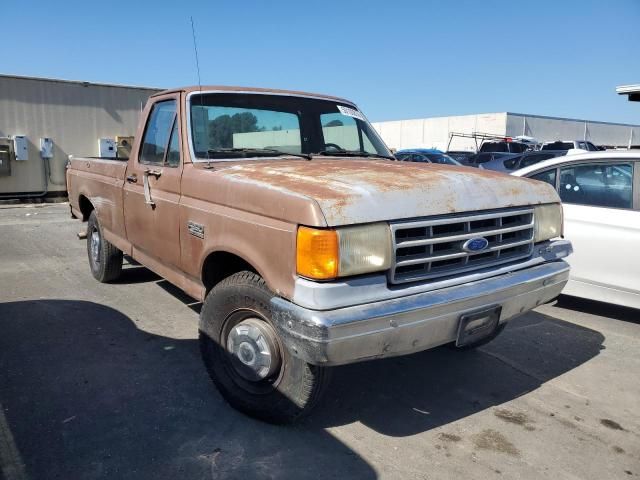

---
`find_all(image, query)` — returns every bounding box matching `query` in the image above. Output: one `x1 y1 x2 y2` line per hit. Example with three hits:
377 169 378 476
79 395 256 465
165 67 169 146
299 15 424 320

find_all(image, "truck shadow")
104 268 608 439
0 299 605 478
114 264 203 313
0 300 375 480
112 259 161 285
306 311 604 437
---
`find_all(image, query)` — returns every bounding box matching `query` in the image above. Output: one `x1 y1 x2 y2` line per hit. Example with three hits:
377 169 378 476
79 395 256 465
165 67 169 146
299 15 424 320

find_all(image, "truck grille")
390 208 535 284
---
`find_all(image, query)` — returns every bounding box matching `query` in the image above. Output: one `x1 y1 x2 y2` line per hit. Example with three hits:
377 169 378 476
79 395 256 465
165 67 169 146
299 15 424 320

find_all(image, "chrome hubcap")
90 230 100 264
227 318 281 382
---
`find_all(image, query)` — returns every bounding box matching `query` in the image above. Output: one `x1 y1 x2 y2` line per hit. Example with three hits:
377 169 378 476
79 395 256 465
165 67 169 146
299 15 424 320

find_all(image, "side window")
559 163 633 209
529 169 557 188
140 100 177 165
166 119 180 167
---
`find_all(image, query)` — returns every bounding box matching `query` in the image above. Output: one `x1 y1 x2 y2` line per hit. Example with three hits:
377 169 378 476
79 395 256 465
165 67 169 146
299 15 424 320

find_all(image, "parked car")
479 150 568 173
541 140 599 153
480 140 530 154
463 151 518 168
395 148 462 165
512 135 542 150
513 152 639 309
66 85 572 423
446 150 476 163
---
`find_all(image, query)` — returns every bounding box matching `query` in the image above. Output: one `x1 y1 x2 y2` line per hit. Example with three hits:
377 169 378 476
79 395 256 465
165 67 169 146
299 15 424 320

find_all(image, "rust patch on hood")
218 158 559 226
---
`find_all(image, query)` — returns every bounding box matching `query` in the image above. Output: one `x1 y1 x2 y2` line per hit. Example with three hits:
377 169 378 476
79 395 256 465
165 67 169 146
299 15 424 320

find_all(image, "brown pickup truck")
66 86 572 423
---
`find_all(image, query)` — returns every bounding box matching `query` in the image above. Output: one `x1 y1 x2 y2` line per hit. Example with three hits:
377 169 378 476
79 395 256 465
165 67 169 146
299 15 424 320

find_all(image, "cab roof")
151 85 356 106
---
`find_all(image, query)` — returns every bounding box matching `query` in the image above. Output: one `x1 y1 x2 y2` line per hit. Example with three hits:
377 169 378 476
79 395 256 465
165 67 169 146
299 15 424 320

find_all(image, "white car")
513 152 640 309
540 140 600 155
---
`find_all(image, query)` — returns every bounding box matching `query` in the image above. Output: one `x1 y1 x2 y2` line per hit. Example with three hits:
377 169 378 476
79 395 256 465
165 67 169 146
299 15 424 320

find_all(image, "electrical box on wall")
116 136 134 159
98 138 117 158
40 137 54 159
13 135 28 161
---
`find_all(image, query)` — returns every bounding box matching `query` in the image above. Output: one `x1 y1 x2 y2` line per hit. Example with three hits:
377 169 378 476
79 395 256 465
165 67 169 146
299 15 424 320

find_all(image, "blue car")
395 148 462 166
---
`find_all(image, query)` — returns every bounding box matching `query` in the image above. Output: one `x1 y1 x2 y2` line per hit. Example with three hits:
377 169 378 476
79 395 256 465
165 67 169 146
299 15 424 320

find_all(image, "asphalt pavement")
0 203 638 479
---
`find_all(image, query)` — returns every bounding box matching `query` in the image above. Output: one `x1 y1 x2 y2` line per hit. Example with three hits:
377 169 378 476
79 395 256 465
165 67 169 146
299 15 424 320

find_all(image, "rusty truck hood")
221 158 559 227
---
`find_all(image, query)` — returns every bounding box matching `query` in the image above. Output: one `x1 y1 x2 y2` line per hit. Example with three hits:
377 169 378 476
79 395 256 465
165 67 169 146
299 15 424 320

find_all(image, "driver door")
124 95 183 270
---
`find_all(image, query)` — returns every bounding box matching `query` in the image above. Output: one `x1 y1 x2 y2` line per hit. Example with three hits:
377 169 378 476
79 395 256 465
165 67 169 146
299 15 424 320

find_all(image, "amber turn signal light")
296 227 339 280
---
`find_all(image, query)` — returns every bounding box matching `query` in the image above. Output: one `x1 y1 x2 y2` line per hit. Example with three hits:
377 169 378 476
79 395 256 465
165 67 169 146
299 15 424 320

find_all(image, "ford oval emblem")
463 237 489 253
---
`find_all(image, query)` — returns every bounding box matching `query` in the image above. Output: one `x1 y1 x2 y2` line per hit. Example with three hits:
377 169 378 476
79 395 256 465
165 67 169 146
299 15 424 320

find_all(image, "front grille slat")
395 209 530 230
395 223 533 248
390 208 534 284
395 237 534 268
396 250 469 266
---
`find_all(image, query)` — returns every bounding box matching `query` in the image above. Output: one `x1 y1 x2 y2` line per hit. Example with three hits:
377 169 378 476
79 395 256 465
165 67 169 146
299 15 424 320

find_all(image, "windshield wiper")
206 148 312 160
316 149 395 161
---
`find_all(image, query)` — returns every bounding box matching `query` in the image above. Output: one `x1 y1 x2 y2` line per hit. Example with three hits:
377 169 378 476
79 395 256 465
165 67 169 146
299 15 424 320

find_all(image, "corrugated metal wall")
505 113 640 147
374 112 640 151
373 113 507 151
0 75 160 195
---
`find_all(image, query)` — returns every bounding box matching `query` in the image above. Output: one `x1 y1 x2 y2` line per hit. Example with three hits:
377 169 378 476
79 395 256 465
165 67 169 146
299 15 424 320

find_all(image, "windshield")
189 93 391 160
542 142 574 151
480 142 509 153
480 142 528 153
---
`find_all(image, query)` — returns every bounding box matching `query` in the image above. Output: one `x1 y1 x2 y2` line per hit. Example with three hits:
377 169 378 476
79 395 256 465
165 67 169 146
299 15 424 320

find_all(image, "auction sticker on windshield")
337 105 366 121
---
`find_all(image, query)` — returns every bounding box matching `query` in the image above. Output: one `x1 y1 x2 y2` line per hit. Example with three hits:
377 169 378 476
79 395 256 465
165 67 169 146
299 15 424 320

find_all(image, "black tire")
448 323 506 351
87 210 123 283
199 271 331 424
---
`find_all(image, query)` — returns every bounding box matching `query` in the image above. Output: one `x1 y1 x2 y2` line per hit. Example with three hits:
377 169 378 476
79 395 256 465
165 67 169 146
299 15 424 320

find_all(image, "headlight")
534 203 563 242
296 223 391 280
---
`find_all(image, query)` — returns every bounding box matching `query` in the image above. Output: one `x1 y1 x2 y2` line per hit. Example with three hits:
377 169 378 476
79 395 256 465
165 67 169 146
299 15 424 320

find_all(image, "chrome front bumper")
271 260 570 366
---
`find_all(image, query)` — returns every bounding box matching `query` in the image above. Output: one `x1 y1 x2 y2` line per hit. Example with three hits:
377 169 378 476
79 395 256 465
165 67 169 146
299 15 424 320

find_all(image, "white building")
372 112 640 152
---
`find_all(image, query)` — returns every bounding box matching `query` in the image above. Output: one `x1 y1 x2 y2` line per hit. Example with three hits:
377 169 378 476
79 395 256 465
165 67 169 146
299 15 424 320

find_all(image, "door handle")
143 172 155 207
126 174 138 183
145 168 162 179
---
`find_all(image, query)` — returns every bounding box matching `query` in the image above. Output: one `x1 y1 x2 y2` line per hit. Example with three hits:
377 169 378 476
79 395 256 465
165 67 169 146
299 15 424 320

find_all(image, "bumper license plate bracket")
456 305 502 347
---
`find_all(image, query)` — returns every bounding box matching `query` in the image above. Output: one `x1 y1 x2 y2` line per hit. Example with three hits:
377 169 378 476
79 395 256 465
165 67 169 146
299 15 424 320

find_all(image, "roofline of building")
371 112 507 124
504 111 640 128
373 111 640 128
0 73 163 92
616 84 640 95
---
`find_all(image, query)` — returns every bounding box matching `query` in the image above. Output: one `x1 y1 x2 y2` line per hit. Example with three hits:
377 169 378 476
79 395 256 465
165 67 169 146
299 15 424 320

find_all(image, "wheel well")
78 195 94 221
202 251 257 293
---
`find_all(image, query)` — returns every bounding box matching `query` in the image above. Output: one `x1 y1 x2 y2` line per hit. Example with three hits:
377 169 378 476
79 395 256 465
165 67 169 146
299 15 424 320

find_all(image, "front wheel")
199 271 331 424
87 210 123 283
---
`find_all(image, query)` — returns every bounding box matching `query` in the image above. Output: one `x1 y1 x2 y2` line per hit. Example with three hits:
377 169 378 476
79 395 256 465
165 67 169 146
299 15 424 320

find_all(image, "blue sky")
3 0 639 124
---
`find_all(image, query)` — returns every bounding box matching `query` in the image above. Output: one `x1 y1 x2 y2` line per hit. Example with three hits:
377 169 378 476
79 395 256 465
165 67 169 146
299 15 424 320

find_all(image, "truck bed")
66 156 128 250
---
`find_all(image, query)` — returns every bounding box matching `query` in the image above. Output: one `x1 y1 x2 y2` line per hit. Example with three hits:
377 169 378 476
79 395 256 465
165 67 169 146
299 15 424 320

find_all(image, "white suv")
541 140 600 154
